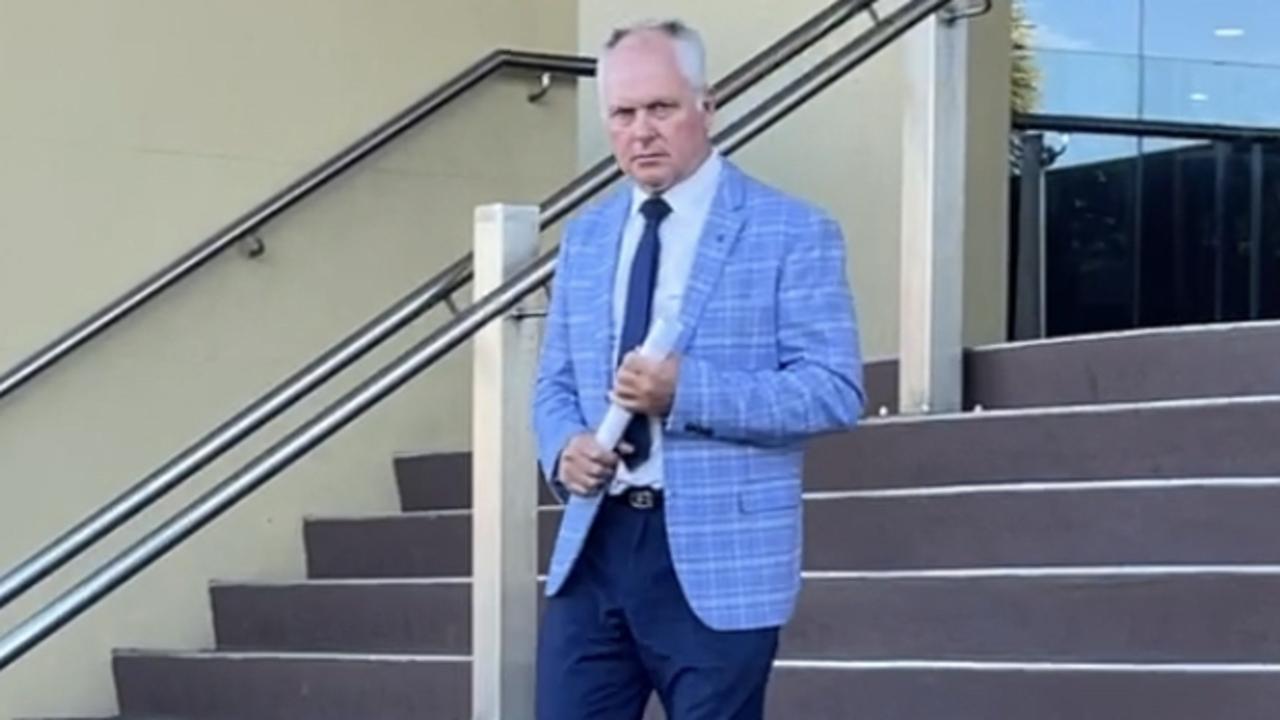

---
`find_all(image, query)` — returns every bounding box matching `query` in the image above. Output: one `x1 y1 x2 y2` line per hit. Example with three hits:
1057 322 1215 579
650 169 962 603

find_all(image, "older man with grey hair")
532 17 865 719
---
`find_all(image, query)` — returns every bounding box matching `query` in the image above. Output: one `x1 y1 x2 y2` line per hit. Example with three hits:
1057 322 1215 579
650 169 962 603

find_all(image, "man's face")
601 31 714 194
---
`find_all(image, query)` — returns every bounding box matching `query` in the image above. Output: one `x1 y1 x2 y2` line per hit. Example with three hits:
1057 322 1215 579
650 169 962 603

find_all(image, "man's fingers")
612 387 642 404
582 444 618 466
621 352 658 373
568 452 616 479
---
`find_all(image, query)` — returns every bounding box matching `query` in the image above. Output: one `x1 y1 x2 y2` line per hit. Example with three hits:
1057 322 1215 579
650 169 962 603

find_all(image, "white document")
594 317 683 450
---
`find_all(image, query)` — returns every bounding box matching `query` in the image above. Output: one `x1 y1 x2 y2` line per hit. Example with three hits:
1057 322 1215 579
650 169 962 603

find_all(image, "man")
532 18 864 720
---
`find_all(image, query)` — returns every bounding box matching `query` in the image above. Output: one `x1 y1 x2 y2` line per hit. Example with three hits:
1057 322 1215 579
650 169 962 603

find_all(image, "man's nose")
632 112 658 142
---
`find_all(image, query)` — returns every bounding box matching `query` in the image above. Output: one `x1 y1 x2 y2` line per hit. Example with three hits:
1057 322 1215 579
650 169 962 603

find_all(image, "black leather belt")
609 486 663 510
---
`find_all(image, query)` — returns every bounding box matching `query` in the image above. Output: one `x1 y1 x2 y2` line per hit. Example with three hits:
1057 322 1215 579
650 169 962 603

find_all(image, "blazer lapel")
579 186 632 388
674 162 747 354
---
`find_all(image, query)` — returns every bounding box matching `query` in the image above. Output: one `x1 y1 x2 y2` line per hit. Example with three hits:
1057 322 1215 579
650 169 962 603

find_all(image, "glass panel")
1032 49 1140 118
1142 0 1280 66
1260 142 1280 319
1217 141 1258 322
1022 0 1140 55
1135 138 1217 326
1136 139 1255 326
1142 56 1280 127
1043 135 1140 336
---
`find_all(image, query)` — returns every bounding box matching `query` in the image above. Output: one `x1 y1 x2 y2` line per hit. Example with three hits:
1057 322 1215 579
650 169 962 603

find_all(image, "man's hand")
612 352 680 417
558 433 631 496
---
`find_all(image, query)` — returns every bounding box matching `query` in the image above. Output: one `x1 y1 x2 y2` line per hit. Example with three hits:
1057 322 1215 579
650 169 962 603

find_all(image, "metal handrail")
0 50 595 407
1014 112 1280 144
0 0 879 613
0 0 960 670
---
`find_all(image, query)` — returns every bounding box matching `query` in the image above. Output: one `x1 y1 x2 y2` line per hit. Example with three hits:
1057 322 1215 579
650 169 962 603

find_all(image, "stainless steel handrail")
1015 112 1280 144
0 0 878 612
0 0 960 670
0 51 595 407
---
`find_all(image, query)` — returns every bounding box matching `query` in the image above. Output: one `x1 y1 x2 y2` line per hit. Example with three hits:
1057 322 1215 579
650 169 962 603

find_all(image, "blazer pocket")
738 484 802 513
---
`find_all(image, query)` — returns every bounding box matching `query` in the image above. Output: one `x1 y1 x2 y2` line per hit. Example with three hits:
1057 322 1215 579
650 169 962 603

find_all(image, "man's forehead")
602 57 693 107
605 85 687 107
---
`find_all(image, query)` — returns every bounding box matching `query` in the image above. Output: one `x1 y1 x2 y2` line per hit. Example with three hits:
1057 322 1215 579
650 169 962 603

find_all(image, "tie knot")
640 196 672 224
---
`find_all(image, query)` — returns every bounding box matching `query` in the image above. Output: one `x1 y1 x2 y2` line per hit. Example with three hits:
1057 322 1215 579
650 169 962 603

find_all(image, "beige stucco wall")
0 1 576 716
576 0 1014 359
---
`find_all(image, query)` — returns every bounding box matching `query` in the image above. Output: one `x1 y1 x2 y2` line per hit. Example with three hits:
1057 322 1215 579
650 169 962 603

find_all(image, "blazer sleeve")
531 224 590 499
665 212 864 446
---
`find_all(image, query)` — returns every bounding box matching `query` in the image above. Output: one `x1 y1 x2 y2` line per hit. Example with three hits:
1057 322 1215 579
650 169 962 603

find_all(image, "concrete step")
212 579 471 655
303 509 556 578
112 650 1280 719
392 397 1280 513
807 396 1280 492
112 651 469 720
393 452 472 512
863 321 1280 414
764 661 1280 719
393 451 552 512
784 573 1280 662
212 573 1280 662
306 480 1280 578
805 480 1280 569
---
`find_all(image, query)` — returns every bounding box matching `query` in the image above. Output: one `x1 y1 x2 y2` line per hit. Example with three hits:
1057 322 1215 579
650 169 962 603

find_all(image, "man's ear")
701 94 717 129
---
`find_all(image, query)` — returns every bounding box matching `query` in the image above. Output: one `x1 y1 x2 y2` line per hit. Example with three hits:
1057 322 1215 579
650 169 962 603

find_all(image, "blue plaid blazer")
532 160 864 631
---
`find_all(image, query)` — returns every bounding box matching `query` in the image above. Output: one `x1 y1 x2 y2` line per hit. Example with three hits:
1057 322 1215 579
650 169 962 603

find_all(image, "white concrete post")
898 8 970 415
472 204 541 720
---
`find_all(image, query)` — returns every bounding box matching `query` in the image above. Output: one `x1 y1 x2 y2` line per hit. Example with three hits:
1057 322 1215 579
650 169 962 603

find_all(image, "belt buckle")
628 488 656 510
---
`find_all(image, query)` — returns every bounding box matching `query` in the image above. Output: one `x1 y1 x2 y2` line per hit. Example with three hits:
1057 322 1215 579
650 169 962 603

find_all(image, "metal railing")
0 0 880 616
1010 112 1280 339
1014 112 1280 144
0 0 963 670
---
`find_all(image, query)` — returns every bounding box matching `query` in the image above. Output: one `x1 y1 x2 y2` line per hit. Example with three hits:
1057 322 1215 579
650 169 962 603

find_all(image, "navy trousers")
536 492 780 719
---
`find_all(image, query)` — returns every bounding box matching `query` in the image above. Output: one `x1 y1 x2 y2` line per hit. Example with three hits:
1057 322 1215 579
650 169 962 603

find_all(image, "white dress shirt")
610 151 723 492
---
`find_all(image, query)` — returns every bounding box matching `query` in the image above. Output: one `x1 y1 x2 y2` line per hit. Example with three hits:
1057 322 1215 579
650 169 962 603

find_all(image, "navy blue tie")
617 196 671 469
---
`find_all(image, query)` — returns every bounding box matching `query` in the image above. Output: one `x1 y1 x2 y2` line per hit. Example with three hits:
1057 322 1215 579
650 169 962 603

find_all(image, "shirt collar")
630 151 723 219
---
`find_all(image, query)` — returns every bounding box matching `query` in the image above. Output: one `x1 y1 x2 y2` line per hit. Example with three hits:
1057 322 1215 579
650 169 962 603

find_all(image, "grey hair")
597 19 709 116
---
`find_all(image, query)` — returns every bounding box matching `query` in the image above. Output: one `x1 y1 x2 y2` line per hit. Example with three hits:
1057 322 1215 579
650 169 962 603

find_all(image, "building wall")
0 1 577 716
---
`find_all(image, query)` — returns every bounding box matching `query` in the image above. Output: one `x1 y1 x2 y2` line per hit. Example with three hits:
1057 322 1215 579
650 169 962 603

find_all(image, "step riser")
864 324 1280 414
114 656 469 720
393 327 1280 509
785 576 1280 661
808 400 1280 492
113 656 1280 720
394 452 471 511
393 401 1280 510
766 667 1280 720
213 575 1280 662
213 583 474 655
806 485 1280 569
307 485 1280 578
394 453 557 512
304 512 558 579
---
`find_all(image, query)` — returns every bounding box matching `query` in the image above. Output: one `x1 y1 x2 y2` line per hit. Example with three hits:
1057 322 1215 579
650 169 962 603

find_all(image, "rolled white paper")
594 317 684 450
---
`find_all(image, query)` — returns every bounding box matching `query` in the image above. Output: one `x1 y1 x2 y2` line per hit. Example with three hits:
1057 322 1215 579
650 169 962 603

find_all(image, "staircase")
56 321 1280 718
